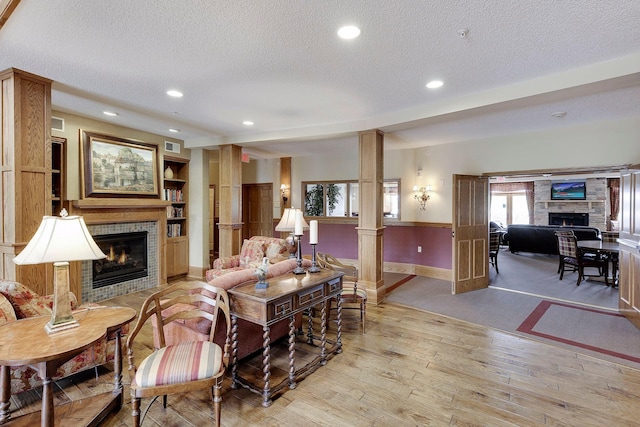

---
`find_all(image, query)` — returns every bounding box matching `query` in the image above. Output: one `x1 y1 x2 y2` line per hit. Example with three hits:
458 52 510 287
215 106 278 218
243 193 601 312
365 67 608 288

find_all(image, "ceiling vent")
51 116 64 132
164 141 181 154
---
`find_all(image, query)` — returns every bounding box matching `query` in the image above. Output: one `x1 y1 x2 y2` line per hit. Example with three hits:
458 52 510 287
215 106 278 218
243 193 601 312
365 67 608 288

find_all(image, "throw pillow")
0 280 50 319
238 239 264 268
265 241 285 260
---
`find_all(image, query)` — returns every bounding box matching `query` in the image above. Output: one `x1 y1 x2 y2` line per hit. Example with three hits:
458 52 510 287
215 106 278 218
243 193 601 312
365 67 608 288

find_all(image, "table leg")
112 329 123 395
306 308 314 345
320 302 327 365
261 325 272 407
230 315 239 389
336 295 343 353
0 366 10 424
41 376 53 427
288 315 296 389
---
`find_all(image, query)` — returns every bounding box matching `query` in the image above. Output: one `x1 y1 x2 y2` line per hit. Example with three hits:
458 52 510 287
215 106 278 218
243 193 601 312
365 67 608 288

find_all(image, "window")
490 182 533 225
303 179 400 218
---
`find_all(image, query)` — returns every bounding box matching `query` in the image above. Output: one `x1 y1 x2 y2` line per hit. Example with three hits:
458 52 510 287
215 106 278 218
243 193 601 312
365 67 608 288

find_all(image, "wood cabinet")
166 236 188 277
163 157 189 277
618 167 640 329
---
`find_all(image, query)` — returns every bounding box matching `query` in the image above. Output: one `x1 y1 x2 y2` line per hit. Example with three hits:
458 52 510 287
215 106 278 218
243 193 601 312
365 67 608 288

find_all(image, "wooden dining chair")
489 231 501 273
601 231 620 284
125 281 231 427
317 253 367 334
554 230 576 273
557 234 609 286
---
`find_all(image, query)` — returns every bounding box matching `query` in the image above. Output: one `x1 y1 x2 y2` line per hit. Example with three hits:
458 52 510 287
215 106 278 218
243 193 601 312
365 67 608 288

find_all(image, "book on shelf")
167 223 182 238
163 188 184 202
166 206 184 218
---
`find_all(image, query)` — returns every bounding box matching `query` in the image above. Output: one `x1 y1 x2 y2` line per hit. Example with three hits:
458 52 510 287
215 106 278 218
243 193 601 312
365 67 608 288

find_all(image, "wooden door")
242 184 274 239
618 166 640 329
452 174 490 294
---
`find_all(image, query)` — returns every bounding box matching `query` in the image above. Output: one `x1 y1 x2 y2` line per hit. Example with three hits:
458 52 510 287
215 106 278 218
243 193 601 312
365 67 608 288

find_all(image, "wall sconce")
413 185 431 210
280 184 288 203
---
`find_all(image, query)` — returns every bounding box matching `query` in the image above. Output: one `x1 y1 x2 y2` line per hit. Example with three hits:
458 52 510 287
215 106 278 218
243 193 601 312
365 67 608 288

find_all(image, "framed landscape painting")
80 130 159 198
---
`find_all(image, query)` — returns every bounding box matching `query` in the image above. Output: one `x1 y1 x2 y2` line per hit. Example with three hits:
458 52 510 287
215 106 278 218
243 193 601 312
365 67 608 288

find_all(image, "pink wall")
294 222 452 270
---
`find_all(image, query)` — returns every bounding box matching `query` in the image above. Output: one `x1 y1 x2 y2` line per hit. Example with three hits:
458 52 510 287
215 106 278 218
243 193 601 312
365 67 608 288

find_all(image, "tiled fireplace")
82 221 157 302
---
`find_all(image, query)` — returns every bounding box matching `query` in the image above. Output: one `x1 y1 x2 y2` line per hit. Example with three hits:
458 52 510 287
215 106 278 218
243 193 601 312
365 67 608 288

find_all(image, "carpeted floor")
383 249 640 370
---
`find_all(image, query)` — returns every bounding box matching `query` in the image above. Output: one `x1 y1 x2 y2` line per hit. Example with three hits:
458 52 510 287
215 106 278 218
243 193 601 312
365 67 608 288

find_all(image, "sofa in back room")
503 224 601 255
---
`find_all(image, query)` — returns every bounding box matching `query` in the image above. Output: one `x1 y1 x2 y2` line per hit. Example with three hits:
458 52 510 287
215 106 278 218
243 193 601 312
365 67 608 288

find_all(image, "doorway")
242 183 274 239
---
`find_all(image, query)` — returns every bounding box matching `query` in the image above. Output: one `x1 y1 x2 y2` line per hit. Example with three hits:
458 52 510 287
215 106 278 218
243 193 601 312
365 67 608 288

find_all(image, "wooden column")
358 129 385 304
280 157 291 214
0 68 52 295
218 144 243 258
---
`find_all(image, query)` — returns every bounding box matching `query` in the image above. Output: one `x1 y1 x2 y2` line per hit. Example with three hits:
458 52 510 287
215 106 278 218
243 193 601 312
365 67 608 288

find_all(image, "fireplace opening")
93 231 148 288
549 212 589 227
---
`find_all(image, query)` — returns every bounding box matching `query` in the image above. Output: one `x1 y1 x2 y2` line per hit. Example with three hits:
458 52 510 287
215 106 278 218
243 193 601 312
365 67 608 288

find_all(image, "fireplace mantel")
72 198 170 209
541 199 604 209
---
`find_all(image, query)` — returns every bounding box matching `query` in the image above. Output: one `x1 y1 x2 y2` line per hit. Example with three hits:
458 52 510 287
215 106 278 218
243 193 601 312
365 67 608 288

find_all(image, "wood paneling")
0 68 51 294
358 130 384 304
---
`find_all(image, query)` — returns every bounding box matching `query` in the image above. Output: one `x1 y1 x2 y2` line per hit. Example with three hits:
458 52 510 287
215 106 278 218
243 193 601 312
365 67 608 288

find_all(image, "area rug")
517 300 640 364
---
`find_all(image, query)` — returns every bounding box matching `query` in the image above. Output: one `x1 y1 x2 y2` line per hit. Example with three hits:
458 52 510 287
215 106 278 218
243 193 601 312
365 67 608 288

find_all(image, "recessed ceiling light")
168 128 181 133
338 25 361 39
166 90 183 98
103 111 118 116
243 120 254 126
426 80 443 89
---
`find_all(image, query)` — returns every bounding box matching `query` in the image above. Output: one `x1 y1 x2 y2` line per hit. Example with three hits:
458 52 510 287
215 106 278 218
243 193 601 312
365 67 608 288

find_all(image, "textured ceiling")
1 0 639 158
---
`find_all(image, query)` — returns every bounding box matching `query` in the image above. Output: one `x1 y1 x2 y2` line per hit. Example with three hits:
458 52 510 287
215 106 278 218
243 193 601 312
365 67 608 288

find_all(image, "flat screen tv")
550 181 586 200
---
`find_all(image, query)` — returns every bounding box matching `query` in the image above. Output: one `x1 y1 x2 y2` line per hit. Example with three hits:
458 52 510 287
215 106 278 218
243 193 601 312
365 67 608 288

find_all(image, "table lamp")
13 209 106 333
275 207 309 258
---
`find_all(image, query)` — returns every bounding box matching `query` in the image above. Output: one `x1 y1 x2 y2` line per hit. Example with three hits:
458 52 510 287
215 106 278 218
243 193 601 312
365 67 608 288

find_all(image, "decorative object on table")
164 165 174 179
293 210 306 275
308 220 320 273
12 208 106 333
412 185 431 210
254 257 270 289
275 207 309 258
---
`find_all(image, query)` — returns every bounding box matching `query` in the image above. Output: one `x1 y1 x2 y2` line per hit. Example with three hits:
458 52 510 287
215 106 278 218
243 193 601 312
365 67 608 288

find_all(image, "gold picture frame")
80 130 159 198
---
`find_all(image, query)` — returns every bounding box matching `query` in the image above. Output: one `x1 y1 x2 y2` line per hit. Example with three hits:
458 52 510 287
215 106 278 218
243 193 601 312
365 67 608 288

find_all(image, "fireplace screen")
93 231 148 288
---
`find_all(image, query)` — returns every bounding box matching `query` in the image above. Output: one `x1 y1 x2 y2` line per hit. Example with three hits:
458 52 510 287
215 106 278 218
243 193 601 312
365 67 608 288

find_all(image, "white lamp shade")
13 215 106 265
275 208 309 232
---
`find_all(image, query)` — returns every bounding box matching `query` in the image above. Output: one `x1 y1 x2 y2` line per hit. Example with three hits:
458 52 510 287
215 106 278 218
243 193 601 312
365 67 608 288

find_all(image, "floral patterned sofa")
205 235 289 282
0 280 116 395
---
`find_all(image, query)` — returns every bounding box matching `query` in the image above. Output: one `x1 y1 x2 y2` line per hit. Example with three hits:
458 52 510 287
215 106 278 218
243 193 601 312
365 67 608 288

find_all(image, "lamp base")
45 318 79 334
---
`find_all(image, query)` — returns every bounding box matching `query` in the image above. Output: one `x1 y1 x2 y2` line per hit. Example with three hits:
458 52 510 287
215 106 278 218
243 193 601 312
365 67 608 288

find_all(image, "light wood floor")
9 284 640 426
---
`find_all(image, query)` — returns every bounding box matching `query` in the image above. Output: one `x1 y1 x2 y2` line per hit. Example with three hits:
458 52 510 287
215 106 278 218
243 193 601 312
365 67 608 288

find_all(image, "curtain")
608 178 620 230
490 182 535 224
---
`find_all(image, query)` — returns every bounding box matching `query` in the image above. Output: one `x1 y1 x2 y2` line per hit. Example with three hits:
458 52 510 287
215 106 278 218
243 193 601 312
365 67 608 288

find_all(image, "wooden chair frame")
556 234 609 286
317 253 366 334
126 281 231 427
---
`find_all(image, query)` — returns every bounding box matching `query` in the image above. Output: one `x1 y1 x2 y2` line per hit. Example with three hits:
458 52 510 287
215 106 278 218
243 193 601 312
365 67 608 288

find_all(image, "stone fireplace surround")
534 178 608 230
68 199 170 304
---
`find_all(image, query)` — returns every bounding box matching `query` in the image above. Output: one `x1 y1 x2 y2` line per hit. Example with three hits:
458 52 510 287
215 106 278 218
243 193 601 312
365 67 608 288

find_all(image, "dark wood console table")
0 306 136 426
228 269 343 407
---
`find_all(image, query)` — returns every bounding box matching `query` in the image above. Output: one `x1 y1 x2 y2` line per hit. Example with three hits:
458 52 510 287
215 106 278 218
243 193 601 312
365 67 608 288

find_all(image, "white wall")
236 115 640 224
419 116 640 222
